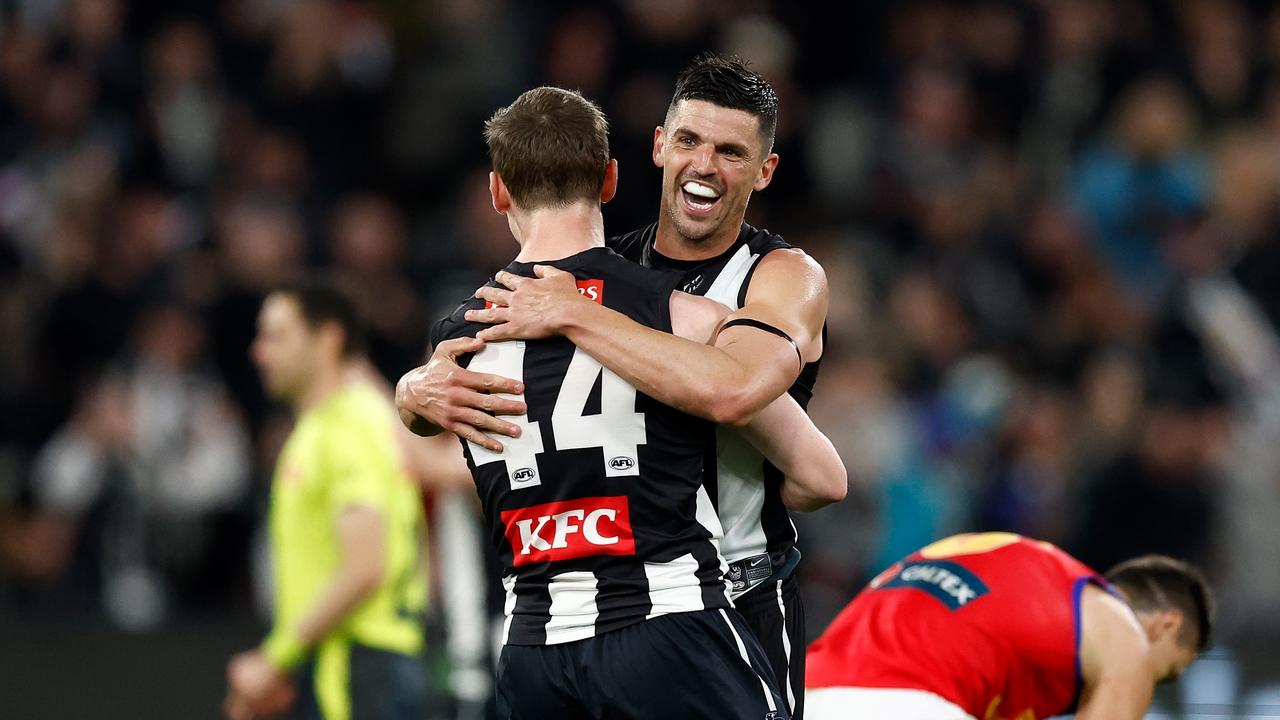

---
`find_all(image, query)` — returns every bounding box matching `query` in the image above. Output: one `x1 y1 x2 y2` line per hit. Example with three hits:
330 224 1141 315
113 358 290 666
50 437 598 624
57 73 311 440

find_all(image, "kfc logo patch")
575 279 604 304
501 496 635 566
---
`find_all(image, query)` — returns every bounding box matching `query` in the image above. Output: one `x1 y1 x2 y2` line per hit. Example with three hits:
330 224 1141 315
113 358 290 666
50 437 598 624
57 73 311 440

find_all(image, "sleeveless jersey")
806 533 1113 720
609 222 822 597
430 247 730 646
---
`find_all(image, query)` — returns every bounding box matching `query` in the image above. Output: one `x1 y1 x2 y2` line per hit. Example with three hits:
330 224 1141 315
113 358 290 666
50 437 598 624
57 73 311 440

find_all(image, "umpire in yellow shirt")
226 280 428 720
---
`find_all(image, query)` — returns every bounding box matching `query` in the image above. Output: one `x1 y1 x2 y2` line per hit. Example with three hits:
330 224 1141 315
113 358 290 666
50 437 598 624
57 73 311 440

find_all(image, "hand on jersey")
395 336 526 452
467 266 583 342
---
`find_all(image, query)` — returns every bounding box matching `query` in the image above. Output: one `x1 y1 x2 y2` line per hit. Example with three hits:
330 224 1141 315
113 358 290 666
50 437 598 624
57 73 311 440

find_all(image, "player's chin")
672 208 722 242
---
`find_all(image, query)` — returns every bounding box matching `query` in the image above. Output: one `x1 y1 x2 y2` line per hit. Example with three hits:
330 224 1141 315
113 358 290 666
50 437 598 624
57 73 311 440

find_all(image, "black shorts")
289 643 427 720
735 569 806 720
496 608 788 719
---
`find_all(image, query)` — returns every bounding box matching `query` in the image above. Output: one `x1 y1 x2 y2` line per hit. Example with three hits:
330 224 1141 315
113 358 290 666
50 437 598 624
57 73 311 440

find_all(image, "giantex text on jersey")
431 247 731 646
806 533 1111 720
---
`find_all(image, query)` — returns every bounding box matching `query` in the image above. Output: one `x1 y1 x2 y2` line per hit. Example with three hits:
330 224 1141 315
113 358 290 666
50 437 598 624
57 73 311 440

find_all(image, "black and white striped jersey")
610 223 824 598
430 247 731 646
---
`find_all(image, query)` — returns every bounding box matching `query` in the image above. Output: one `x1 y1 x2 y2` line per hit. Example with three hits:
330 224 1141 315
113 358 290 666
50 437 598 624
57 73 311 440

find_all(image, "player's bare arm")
671 290 846 510
470 251 827 426
1076 584 1158 720
395 336 526 452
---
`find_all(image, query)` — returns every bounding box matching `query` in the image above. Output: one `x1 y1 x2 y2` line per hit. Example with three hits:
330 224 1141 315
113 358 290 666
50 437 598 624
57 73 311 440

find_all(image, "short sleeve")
324 420 394 514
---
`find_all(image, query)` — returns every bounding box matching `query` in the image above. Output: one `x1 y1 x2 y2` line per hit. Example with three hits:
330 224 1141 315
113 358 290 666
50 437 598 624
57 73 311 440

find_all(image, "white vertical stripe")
702 245 758 310
644 552 708 618
718 609 778 713
776 580 796 712
694 485 732 600
543 571 599 643
716 426 771 578
501 575 517 645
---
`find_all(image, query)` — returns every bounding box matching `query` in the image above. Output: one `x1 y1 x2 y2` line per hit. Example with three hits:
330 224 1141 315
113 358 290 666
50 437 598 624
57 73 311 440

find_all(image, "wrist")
557 294 595 338
261 627 309 671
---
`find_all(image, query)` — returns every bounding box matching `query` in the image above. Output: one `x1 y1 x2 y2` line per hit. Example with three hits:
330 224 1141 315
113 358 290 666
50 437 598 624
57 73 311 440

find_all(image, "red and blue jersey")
806 533 1112 720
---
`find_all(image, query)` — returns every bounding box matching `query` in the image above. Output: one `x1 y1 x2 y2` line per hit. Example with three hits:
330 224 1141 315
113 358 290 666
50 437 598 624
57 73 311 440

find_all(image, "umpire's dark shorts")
734 549 807 719
289 642 427 720
496 607 788 719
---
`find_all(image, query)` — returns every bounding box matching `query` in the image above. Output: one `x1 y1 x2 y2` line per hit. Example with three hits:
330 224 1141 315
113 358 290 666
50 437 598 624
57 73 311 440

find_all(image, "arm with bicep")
1075 584 1158 720
673 292 847 510
473 259 822 426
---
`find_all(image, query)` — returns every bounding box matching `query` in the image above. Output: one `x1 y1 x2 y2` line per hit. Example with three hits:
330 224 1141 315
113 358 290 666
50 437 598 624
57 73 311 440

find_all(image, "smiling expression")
653 99 778 248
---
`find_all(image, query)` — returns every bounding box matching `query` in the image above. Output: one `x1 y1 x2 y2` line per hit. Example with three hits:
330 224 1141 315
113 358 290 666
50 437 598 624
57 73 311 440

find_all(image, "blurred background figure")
27 297 250 629
0 1 1278 718
226 281 427 720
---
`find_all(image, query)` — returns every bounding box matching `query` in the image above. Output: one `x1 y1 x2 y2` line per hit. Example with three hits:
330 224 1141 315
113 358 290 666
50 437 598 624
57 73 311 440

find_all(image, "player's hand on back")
395 336 526 452
468 266 584 342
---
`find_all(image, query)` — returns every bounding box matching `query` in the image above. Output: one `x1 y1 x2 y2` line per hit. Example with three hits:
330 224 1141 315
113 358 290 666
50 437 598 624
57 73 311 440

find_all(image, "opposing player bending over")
805 532 1213 720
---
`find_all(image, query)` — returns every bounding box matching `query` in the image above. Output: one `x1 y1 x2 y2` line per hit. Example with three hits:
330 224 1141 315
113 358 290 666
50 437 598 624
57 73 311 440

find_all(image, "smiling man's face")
653 99 778 248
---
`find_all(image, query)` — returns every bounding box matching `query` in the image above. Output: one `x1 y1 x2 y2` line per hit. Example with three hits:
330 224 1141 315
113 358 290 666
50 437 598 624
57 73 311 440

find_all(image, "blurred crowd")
3 0 1280 706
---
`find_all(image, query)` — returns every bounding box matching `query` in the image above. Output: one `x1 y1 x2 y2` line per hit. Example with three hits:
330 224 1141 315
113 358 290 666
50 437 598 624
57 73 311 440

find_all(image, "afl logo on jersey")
608 456 635 472
511 467 537 484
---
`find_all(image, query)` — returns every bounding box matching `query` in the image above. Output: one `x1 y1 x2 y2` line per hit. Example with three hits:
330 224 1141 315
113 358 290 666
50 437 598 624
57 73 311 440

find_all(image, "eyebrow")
672 128 753 158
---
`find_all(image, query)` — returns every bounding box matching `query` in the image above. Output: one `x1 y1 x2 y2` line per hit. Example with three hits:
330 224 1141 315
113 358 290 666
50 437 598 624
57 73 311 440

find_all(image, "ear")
1146 608 1185 645
601 159 619 203
318 322 347 361
754 152 780 192
490 171 511 214
652 126 665 168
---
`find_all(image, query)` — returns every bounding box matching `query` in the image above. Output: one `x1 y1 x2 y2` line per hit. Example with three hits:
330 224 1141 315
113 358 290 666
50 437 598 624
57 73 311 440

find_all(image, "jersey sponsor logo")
608 456 634 471
501 496 635 566
879 560 989 610
682 273 705 293
575 279 604 304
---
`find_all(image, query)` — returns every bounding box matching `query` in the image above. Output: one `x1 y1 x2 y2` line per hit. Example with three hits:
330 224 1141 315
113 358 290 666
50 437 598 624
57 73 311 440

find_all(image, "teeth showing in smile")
682 181 720 200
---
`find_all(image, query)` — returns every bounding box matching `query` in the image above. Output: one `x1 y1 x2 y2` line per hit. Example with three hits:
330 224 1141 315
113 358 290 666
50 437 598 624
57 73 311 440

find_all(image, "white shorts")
805 686 978 720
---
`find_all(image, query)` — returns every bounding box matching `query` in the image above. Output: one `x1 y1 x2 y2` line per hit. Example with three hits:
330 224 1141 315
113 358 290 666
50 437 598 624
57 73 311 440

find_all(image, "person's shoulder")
588 248 682 295
606 222 658 262
430 291 488 348
749 243 827 293
320 382 391 428
741 222 793 255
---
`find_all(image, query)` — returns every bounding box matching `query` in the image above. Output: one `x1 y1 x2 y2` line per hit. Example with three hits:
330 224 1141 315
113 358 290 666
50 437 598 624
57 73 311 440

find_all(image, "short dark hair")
276 277 366 358
483 87 610 210
1105 555 1214 652
667 53 779 149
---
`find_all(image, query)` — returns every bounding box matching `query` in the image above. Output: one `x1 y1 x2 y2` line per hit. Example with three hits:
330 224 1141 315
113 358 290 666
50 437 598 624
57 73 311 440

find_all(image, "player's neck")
653 215 741 261
510 203 605 262
293 362 348 414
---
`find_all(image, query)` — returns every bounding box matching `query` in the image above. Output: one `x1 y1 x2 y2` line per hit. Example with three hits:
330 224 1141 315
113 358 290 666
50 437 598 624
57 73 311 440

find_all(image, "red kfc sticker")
501 496 635 566
576 279 604 304
482 278 602 308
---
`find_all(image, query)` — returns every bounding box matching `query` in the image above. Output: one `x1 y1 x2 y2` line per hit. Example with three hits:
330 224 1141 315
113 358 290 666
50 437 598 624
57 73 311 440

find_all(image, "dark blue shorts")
289 643 426 720
735 569 806 719
496 608 788 720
